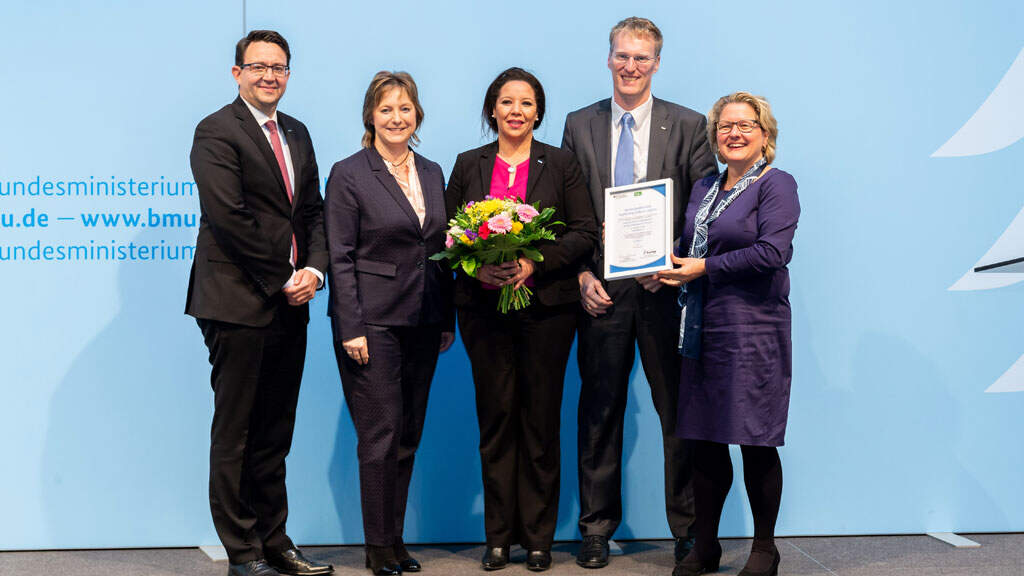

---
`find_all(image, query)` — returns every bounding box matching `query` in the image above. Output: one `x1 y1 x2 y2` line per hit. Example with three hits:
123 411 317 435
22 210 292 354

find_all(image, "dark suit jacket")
561 97 718 274
324 147 454 341
186 96 328 327
445 140 598 308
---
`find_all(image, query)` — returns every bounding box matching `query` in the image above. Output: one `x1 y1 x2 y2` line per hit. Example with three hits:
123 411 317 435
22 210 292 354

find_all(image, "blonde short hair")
361 71 424 149
609 17 663 56
706 91 778 164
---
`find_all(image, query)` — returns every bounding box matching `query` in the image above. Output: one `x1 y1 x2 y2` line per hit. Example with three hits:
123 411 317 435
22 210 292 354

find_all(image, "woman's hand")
654 255 706 287
342 336 369 365
439 331 456 353
509 257 535 290
477 262 513 285
478 260 529 286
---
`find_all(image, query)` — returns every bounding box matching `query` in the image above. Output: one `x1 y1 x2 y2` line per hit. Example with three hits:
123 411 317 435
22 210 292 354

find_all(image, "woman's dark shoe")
364 545 401 576
481 546 509 571
394 541 421 572
526 550 552 572
672 543 722 576
737 543 780 576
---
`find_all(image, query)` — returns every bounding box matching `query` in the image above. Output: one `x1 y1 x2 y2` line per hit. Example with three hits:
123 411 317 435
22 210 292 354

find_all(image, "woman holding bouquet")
324 71 455 576
445 67 597 572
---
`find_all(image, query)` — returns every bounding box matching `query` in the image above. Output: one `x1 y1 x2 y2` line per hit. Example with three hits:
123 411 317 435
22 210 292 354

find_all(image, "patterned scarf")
678 157 768 358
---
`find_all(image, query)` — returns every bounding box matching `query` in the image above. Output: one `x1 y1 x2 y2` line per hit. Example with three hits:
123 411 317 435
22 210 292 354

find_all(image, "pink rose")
445 234 455 248
516 204 539 223
487 213 514 234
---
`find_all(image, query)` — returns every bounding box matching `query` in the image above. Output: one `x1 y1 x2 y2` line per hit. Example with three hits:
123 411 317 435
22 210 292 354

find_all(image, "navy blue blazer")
324 147 454 341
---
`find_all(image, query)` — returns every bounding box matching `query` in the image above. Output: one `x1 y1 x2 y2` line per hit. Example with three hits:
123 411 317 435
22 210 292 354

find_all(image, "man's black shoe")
526 549 552 572
266 548 333 576
481 546 509 570
228 560 281 576
576 535 610 569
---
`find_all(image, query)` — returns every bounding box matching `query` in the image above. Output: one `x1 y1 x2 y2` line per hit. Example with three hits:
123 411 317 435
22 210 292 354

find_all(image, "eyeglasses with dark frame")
240 62 291 77
716 120 761 134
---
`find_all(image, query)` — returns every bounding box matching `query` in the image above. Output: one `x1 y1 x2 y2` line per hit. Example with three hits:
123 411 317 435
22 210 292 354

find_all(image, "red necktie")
265 120 298 266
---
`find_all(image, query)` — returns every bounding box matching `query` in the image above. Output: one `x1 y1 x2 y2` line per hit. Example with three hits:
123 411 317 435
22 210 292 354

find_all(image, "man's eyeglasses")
611 53 656 67
240 63 290 77
716 120 760 134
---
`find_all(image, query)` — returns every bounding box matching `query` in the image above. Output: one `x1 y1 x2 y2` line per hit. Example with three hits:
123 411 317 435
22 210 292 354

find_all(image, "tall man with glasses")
186 29 332 576
562 16 717 570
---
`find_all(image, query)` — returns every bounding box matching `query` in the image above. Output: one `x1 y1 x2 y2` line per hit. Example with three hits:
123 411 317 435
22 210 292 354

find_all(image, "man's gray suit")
562 96 717 539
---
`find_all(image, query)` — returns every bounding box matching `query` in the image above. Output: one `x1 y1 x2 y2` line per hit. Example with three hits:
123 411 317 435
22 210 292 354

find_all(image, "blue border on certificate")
603 179 674 281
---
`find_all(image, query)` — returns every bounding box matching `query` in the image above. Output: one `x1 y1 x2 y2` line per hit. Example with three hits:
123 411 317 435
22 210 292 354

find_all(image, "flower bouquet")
431 196 560 313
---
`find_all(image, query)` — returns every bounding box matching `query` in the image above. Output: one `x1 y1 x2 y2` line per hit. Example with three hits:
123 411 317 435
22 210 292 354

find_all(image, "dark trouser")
332 324 441 547
691 441 782 556
199 305 306 564
576 279 694 538
458 300 577 550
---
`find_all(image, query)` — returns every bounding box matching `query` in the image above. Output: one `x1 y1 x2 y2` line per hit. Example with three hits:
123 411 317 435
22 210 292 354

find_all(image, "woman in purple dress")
655 92 799 576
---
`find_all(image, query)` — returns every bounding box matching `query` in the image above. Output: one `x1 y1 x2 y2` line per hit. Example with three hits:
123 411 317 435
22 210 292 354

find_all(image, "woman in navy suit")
445 67 598 572
324 71 455 576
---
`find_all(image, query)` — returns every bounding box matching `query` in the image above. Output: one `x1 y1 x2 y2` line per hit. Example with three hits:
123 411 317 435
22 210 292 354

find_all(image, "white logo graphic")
934 47 1024 392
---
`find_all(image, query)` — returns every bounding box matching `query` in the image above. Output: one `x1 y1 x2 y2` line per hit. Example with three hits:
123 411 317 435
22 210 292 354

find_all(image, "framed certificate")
603 178 674 281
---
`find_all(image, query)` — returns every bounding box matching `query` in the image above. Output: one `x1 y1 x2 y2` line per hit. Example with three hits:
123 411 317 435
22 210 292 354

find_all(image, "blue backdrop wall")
2 0 1023 550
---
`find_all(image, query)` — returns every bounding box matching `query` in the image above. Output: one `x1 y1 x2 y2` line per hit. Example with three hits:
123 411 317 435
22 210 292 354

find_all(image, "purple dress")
676 168 800 447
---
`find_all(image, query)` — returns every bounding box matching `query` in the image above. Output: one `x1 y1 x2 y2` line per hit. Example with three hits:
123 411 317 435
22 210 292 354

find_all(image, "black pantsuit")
576 280 693 537
445 140 598 550
333 324 441 546
458 299 577 549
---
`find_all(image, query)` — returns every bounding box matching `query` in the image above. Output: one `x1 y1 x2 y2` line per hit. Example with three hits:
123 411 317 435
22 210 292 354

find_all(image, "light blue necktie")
614 112 635 187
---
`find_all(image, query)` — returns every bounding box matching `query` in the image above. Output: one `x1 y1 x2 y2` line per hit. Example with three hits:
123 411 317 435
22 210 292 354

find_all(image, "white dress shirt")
610 95 654 185
240 97 323 289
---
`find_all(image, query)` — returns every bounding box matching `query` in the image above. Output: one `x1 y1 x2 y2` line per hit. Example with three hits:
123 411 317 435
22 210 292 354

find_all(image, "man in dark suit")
561 17 718 570
186 30 333 576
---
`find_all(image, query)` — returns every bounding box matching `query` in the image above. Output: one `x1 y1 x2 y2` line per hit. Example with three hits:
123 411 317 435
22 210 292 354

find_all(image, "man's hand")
342 336 369 365
578 270 613 317
635 274 663 293
283 269 317 306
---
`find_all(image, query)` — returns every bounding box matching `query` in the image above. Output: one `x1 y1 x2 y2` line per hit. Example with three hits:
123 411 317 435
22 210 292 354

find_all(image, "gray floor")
1 534 1021 575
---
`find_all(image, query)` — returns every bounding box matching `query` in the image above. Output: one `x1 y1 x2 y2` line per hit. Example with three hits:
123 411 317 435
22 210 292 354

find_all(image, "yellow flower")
459 234 473 245
511 221 524 234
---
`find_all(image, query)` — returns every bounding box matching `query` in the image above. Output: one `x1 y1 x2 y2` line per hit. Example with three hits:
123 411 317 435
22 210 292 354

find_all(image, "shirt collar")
240 96 278 128
611 94 653 129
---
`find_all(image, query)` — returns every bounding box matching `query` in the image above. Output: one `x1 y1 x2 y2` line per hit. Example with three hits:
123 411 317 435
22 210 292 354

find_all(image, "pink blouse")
489 156 529 201
483 156 533 290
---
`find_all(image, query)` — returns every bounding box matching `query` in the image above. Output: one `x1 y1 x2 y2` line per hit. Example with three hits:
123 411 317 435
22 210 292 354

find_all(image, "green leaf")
521 247 543 261
461 258 479 277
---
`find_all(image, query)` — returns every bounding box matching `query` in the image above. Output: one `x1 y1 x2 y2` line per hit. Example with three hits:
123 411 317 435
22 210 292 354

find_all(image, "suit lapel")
368 148 423 234
279 114 303 214
416 158 441 234
477 143 498 202
233 98 290 204
646 98 672 182
590 100 612 218
525 140 546 203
